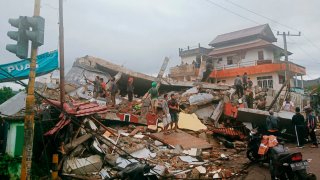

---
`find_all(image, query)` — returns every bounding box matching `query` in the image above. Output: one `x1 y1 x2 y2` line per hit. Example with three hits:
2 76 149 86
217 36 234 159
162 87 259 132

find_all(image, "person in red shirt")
100 78 107 98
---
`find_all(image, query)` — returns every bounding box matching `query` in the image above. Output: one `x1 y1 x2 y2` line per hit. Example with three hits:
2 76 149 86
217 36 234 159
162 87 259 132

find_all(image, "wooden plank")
149 130 212 150
210 100 224 127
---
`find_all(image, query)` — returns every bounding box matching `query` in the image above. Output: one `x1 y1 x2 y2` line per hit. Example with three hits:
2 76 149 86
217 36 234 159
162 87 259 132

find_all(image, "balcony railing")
211 59 306 78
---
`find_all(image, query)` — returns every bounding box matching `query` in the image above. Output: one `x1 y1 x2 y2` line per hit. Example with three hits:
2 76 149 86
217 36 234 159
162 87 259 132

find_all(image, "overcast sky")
0 0 319 89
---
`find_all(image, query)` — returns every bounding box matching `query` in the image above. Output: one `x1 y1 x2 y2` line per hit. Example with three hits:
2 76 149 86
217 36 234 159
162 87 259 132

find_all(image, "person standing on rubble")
168 93 180 132
100 77 107 98
109 77 118 107
86 75 101 98
248 77 253 89
148 82 159 114
256 97 266 110
305 107 318 148
282 98 294 112
127 77 134 102
162 94 172 135
234 75 243 98
266 110 280 136
292 107 306 148
242 72 248 90
246 88 254 108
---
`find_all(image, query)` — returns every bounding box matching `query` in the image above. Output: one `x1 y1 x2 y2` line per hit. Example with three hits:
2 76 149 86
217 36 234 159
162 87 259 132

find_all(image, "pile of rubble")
35 58 263 179
58 118 248 179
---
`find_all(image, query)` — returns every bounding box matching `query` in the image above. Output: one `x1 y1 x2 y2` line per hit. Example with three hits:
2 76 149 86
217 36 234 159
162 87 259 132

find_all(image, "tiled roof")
209 24 276 47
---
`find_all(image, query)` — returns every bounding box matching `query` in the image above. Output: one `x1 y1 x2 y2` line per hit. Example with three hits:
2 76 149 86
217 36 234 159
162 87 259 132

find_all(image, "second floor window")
227 56 233 65
258 51 264 60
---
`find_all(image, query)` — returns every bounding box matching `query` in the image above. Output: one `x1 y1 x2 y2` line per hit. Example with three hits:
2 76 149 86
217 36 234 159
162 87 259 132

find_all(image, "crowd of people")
145 82 181 135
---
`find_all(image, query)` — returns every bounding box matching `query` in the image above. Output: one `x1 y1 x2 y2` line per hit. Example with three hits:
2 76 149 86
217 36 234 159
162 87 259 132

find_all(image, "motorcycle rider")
266 110 280 136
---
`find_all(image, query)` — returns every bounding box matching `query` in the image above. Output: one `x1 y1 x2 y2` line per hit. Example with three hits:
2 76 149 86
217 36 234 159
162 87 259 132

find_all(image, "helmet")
151 81 157 87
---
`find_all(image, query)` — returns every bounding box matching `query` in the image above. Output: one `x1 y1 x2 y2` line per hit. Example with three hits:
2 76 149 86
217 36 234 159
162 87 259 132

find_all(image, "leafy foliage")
0 154 21 179
0 86 15 105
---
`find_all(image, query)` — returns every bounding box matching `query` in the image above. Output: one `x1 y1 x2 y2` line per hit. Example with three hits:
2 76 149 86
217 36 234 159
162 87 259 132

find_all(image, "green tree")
0 86 15 104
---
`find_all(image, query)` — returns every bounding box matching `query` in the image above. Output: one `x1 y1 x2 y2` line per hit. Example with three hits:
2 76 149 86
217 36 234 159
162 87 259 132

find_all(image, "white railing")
214 60 258 70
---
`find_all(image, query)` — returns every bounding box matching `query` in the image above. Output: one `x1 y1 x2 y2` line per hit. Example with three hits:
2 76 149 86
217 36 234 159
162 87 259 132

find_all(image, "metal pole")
59 0 65 107
282 32 290 92
21 0 41 179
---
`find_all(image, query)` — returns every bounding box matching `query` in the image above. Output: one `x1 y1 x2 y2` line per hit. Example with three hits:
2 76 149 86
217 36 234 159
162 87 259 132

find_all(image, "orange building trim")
210 63 306 79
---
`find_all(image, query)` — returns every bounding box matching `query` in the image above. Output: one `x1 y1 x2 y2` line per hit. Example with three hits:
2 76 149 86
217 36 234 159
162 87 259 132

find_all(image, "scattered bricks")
221 169 233 178
190 168 200 179
175 173 187 179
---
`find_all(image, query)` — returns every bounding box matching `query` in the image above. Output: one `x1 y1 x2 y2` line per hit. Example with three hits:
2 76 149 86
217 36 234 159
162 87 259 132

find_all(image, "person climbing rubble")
148 81 159 114
109 77 118 107
162 94 171 135
127 77 134 102
100 77 107 98
234 75 243 98
168 93 180 132
86 75 102 98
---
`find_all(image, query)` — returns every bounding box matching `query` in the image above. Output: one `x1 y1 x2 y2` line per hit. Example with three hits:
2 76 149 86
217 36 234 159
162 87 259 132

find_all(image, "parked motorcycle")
246 129 316 180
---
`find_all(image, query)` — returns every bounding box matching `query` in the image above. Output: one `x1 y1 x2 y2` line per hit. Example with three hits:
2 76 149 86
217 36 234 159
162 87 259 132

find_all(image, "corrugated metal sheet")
0 92 26 116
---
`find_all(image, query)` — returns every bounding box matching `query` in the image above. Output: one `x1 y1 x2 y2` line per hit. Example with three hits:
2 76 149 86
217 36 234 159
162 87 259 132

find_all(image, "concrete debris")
178 113 207 131
195 166 207 174
63 155 103 175
34 59 281 179
183 148 202 156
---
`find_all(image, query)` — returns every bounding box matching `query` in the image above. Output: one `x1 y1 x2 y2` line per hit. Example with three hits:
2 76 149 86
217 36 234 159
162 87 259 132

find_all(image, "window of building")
258 51 264 60
217 58 223 63
227 56 233 65
278 75 285 84
257 76 273 88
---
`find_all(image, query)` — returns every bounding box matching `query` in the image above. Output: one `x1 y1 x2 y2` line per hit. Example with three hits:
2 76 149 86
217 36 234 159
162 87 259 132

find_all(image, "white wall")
217 72 283 91
6 123 24 157
213 48 275 67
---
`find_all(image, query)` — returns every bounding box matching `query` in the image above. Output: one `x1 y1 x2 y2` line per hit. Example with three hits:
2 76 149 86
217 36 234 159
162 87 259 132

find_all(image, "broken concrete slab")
149 130 212 149
65 134 92 153
63 155 103 175
238 108 296 135
195 105 215 121
211 100 224 127
178 113 207 132
189 93 214 106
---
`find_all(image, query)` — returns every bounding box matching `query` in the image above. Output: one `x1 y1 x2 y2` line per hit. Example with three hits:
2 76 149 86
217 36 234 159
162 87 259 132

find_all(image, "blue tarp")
0 50 59 82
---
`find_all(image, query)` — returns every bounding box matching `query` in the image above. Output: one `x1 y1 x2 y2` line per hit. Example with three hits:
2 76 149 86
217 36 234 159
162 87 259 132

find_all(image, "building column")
301 75 304 89
295 73 298 87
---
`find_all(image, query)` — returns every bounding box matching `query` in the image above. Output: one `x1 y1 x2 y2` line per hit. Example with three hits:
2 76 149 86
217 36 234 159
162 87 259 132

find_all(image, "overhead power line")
204 0 260 25
222 0 320 52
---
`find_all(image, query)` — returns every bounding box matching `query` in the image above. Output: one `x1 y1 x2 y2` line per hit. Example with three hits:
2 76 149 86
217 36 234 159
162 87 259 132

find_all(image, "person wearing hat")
305 107 318 148
148 82 159 114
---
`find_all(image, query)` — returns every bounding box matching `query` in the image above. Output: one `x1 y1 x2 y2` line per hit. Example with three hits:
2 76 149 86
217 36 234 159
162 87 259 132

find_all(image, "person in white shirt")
282 98 294 112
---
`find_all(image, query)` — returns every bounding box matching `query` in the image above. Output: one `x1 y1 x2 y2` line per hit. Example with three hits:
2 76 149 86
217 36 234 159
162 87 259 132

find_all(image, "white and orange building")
170 24 306 91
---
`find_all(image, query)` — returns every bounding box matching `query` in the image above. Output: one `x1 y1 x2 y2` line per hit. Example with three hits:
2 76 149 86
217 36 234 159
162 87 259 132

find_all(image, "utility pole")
21 0 41 179
277 31 301 99
59 0 65 107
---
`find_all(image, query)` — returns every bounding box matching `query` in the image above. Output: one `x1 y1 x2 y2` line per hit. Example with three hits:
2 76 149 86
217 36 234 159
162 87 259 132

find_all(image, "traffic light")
6 16 45 59
6 16 29 59
25 16 45 47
